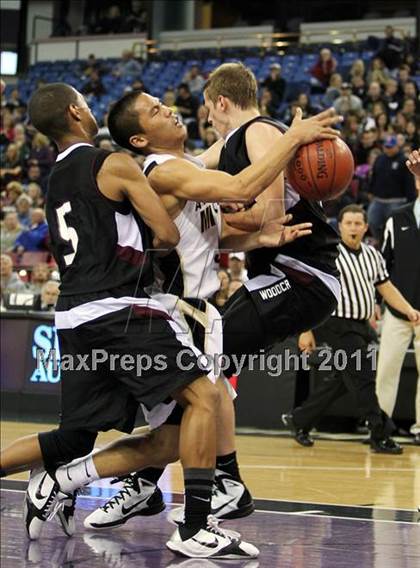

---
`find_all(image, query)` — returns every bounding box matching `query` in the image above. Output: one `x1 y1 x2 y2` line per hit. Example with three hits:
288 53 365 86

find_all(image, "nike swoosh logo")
192 536 219 549
211 496 238 515
193 496 211 502
35 473 49 500
401 227 410 231
121 497 150 515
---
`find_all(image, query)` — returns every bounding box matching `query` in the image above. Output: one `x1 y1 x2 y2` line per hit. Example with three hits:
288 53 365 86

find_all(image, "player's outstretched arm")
149 108 341 204
97 153 179 249
197 138 225 170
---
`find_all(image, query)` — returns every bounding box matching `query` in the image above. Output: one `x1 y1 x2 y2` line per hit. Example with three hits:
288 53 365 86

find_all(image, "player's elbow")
154 225 180 250
229 178 258 202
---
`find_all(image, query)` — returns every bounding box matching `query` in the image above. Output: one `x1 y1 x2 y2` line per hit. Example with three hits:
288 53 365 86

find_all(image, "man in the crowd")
0 254 26 295
15 208 49 252
367 135 416 239
27 262 50 294
261 63 286 105
33 280 60 311
0 211 22 253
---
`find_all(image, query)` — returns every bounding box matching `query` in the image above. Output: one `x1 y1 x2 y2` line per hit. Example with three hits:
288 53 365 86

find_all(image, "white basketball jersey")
143 153 222 299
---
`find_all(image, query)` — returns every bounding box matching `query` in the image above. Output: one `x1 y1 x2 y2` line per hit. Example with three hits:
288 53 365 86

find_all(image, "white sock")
56 454 100 493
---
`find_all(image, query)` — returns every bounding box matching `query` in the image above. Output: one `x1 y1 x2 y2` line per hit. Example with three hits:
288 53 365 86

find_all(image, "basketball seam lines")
306 144 318 198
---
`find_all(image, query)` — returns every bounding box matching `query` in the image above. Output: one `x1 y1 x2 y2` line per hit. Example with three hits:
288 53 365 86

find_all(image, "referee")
283 204 420 454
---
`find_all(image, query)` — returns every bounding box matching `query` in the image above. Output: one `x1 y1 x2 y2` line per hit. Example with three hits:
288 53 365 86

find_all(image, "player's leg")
412 323 420 441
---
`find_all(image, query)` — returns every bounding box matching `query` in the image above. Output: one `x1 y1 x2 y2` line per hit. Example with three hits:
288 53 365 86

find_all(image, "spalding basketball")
286 138 354 201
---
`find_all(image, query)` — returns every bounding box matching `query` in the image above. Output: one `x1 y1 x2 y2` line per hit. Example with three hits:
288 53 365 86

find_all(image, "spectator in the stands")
375 111 393 143
15 208 48 253
377 25 405 70
0 143 22 185
4 89 24 110
322 72 343 107
367 57 389 87
13 124 31 164
82 54 103 77
281 100 299 125
81 69 106 98
162 89 178 113
0 212 22 253
27 262 50 294
262 63 286 105
364 81 384 114
183 64 205 97
353 129 379 165
348 59 365 82
34 280 60 312
96 4 123 34
351 75 367 100
402 80 418 102
113 50 143 77
123 0 147 33
405 120 419 149
401 98 416 120
367 136 416 239
175 83 199 138
202 127 219 149
333 83 363 115
384 78 401 115
258 88 278 119
2 181 23 208
310 48 337 90
228 252 247 282
0 254 26 295
22 162 47 194
397 64 411 96
15 194 32 228
26 182 44 208
28 133 55 177
0 109 15 143
342 112 362 148
297 92 318 117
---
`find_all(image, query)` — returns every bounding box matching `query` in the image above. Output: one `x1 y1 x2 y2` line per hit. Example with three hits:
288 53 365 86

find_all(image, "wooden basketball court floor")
1 420 419 567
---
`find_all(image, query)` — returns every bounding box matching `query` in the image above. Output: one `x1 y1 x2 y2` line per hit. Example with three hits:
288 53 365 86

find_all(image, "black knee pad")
38 429 97 473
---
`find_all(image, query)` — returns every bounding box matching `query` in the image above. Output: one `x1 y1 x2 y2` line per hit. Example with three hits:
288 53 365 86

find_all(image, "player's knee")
196 379 220 414
39 429 97 471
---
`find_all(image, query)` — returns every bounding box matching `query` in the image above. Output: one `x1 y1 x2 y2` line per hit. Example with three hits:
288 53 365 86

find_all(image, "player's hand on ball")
290 107 342 144
406 149 420 178
259 214 312 248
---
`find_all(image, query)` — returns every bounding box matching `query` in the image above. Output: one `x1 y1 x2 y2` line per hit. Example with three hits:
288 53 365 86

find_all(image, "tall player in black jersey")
0 83 259 559
203 63 341 363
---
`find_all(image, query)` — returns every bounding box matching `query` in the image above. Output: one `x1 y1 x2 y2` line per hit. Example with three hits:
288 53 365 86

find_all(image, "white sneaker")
57 490 78 537
166 516 259 559
24 468 69 540
84 475 165 530
168 470 254 526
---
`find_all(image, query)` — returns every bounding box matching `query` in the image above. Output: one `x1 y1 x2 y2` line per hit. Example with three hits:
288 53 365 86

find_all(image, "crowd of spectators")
1 33 418 309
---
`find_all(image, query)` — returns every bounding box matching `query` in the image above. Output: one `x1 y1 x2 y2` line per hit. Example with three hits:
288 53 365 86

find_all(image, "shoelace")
102 476 139 512
206 515 238 541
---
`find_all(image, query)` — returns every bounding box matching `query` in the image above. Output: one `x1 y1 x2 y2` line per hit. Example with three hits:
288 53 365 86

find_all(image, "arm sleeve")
374 248 390 285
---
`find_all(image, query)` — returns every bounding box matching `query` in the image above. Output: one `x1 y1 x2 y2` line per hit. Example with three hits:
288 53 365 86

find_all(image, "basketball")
287 137 355 201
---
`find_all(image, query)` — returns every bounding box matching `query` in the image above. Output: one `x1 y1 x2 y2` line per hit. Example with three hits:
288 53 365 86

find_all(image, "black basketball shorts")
222 264 338 364
54 291 211 433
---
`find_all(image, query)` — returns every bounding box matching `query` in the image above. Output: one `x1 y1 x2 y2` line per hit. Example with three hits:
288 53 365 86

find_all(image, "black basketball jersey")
46 144 154 297
218 116 340 279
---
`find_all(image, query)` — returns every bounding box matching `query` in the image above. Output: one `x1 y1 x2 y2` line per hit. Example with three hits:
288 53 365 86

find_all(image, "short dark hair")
338 204 367 223
108 90 144 153
28 83 78 141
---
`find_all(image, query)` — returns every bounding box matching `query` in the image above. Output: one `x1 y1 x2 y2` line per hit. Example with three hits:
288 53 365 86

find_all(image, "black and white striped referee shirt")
333 242 389 320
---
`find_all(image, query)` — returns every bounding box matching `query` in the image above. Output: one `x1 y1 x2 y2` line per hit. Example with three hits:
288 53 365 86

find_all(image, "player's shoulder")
245 119 284 141
100 151 145 180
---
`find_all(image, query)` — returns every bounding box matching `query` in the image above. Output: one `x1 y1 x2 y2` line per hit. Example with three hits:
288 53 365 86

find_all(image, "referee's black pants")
292 317 394 440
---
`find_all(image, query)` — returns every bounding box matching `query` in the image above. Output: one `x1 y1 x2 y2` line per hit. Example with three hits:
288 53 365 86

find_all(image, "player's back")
46 144 154 297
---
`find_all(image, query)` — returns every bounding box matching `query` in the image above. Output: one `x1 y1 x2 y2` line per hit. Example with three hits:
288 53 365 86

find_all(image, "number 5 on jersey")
56 202 79 266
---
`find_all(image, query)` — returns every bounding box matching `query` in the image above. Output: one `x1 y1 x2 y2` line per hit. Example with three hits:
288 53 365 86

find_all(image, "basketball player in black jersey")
0 83 260 559
203 62 341 365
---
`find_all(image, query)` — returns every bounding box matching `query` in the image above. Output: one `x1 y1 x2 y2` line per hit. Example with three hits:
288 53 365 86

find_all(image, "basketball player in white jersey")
46 90 340 534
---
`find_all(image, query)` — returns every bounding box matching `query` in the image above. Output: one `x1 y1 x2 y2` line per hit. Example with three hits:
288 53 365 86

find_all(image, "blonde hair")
204 63 258 109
